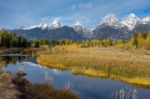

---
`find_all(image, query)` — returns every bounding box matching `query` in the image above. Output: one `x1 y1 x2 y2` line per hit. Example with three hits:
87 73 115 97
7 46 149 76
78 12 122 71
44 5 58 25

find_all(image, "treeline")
79 31 150 50
29 38 75 48
29 31 150 50
0 31 28 48
127 31 150 50
1 30 150 50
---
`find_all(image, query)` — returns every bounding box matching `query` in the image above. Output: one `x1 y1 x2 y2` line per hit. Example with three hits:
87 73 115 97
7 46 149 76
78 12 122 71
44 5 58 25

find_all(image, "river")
0 54 150 99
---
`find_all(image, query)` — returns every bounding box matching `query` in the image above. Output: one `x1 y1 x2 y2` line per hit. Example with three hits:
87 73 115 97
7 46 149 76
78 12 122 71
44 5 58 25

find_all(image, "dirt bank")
0 73 21 99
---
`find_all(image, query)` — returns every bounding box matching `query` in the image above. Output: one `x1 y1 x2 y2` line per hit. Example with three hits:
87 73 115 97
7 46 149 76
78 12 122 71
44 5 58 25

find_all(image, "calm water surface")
1 54 150 99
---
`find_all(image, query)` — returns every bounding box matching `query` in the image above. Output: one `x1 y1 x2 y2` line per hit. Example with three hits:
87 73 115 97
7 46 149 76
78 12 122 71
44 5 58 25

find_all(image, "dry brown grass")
37 45 150 87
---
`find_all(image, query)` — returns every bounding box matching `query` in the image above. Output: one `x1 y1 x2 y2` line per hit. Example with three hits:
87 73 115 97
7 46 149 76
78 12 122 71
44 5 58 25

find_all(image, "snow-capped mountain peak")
99 13 150 30
23 20 61 30
72 21 93 38
22 23 51 30
50 20 61 29
101 14 119 25
73 21 83 33
39 23 50 29
100 14 125 29
74 21 82 26
127 13 136 18
142 15 150 24
121 13 141 30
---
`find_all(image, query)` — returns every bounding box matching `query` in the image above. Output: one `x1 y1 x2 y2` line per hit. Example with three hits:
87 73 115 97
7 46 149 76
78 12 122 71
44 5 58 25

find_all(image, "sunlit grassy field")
37 45 150 87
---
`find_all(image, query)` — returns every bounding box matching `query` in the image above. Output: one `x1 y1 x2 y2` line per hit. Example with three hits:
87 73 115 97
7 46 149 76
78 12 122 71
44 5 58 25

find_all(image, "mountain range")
8 13 150 40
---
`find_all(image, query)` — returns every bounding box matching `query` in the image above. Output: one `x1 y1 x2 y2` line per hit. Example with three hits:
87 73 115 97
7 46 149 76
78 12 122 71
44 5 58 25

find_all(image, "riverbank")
0 71 78 99
0 48 23 54
0 73 21 99
37 45 150 87
0 48 43 54
0 48 40 67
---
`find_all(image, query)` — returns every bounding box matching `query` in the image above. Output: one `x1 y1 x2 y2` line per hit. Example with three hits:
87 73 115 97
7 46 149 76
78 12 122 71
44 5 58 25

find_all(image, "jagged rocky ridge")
10 13 150 40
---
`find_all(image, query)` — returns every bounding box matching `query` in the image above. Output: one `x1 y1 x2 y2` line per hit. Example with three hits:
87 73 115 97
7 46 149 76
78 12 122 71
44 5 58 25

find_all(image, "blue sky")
0 0 150 29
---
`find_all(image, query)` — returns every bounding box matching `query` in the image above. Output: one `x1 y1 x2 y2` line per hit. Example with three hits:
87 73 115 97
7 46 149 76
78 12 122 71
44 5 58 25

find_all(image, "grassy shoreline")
0 71 78 99
37 45 150 87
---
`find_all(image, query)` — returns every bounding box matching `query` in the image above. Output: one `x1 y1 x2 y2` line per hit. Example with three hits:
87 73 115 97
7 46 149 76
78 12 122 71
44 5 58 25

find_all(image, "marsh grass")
37 45 150 87
111 88 138 99
25 84 78 99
